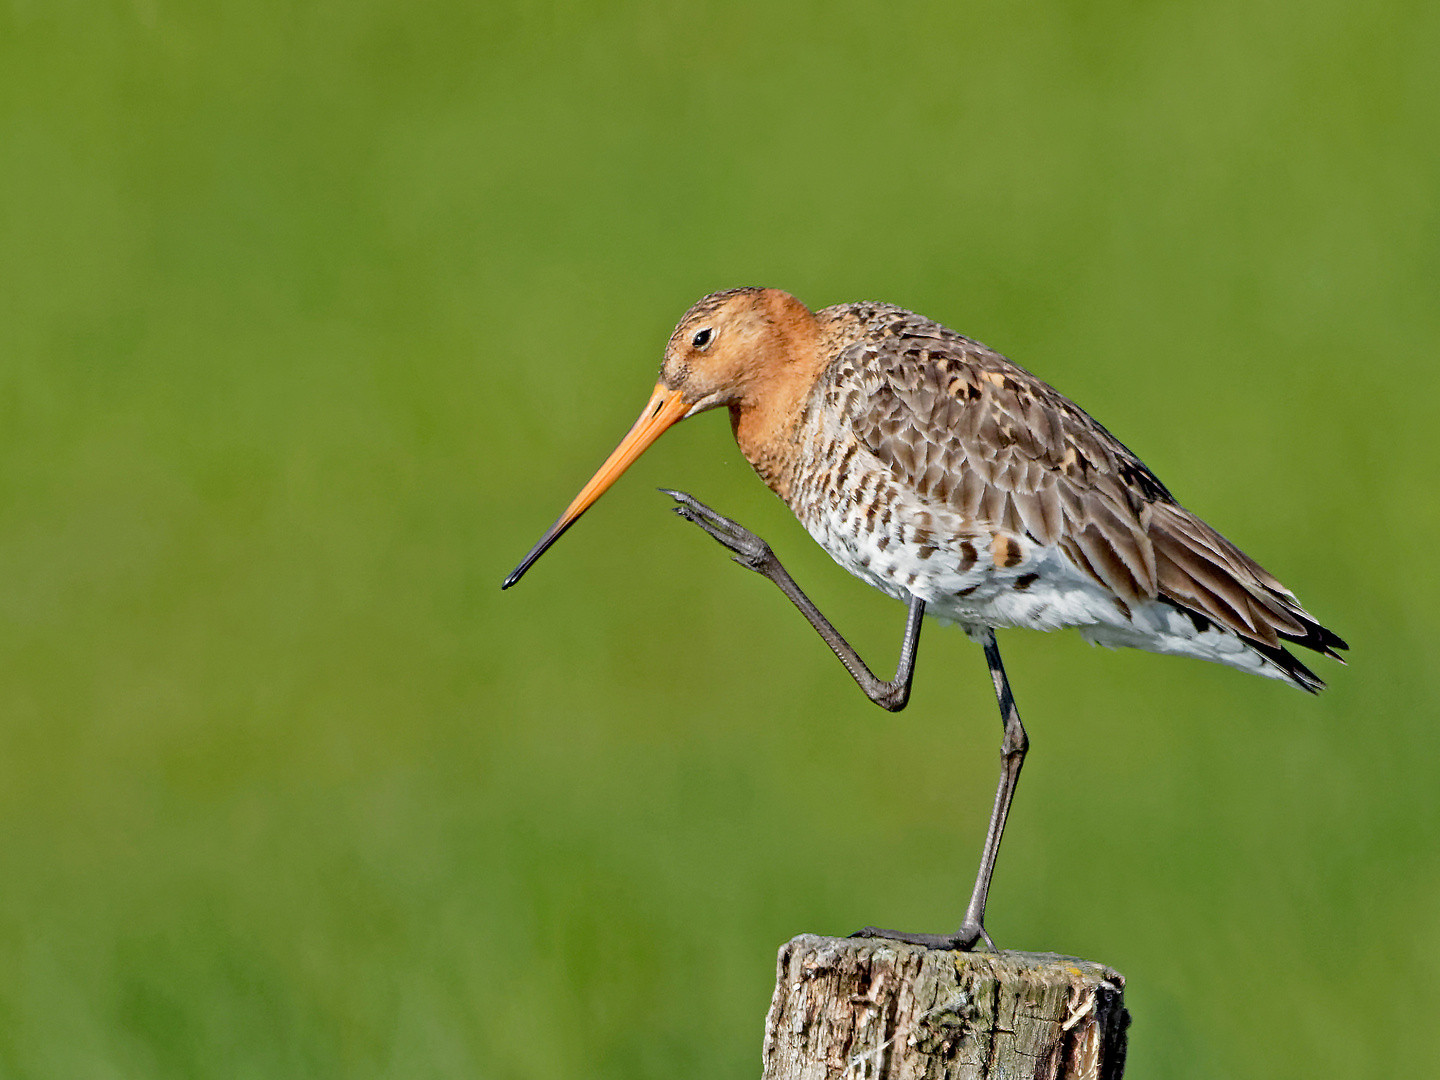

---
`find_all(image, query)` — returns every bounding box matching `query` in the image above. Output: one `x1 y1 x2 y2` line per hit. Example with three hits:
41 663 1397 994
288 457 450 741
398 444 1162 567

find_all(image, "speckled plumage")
737 295 1344 690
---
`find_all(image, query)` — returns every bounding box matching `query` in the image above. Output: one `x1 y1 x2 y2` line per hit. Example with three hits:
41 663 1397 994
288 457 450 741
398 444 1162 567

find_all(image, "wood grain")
761 935 1128 1080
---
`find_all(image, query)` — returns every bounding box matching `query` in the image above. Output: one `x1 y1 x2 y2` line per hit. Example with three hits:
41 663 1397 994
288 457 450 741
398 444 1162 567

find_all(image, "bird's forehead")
681 287 765 326
665 291 764 357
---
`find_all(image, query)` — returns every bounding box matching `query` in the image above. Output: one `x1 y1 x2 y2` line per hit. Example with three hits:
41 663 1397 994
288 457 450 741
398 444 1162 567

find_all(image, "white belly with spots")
802 510 1294 683
807 513 1111 633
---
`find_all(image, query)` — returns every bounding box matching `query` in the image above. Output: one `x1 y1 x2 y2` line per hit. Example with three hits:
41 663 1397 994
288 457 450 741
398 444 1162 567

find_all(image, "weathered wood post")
762 935 1128 1080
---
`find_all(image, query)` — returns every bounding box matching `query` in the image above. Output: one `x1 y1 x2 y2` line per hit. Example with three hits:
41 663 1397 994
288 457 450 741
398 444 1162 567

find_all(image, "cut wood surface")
762 935 1128 1080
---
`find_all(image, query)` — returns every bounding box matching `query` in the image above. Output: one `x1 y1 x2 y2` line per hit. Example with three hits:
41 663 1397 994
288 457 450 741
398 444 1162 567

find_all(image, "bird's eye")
691 327 713 349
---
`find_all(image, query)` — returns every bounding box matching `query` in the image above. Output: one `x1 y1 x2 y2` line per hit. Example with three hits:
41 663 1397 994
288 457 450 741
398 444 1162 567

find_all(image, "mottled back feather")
821 304 1347 689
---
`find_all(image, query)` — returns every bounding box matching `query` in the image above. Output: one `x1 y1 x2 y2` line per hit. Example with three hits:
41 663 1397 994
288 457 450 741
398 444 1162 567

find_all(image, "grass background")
2 1 1437 1076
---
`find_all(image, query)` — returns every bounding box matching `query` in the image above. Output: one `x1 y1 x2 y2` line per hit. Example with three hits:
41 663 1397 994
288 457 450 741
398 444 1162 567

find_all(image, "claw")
850 923 991 952
660 488 773 569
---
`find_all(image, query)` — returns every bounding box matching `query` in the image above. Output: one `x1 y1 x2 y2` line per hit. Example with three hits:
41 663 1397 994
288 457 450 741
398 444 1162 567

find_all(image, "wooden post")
761 935 1128 1080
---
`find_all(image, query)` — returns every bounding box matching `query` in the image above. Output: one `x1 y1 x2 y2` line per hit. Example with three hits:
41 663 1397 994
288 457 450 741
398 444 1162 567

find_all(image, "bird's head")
502 287 817 589
656 287 815 413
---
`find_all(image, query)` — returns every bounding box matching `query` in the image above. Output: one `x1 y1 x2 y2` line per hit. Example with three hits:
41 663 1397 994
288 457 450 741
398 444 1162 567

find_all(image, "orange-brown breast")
727 297 834 503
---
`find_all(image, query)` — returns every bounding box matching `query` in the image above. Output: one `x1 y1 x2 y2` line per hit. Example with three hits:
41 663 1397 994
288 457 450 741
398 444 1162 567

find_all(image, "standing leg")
855 628 1028 950
956 629 1029 946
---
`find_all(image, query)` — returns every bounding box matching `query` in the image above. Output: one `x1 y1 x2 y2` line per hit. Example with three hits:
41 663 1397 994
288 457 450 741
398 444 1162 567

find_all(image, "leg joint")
875 682 910 712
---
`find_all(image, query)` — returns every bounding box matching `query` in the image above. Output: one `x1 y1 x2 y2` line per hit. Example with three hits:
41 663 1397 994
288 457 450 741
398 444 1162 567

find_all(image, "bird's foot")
661 489 776 575
850 920 995 952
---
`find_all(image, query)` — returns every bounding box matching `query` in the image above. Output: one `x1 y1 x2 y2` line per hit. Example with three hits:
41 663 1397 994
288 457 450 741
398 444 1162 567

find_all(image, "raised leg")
853 629 1028 951
662 489 923 711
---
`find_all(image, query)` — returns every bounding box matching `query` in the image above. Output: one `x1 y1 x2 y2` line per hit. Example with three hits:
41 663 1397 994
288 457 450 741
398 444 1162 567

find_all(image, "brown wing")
833 308 1346 686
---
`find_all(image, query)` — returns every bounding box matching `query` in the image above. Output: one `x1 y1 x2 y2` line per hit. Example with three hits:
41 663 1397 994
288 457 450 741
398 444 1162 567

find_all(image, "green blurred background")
1 1 1436 1076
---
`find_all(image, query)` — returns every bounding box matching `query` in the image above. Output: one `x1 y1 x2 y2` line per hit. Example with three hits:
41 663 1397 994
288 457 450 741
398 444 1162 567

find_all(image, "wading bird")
502 287 1345 949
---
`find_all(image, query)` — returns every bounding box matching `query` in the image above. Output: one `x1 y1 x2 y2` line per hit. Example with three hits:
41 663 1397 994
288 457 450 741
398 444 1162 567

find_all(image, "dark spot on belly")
991 534 1024 569
957 540 977 571
876 536 890 552
1013 572 1039 591
916 544 936 560
956 585 978 597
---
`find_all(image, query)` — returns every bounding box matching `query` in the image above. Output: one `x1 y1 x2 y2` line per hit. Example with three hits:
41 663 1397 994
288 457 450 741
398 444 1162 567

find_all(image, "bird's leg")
662 489 923 711
957 630 1028 946
853 629 1027 952
665 489 1031 954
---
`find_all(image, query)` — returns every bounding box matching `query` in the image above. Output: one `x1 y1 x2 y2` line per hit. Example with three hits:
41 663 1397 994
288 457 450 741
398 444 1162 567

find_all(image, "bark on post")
762 935 1128 1080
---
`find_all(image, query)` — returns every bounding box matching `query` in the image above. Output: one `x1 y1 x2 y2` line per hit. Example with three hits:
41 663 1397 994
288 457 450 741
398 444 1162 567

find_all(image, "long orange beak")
502 383 691 589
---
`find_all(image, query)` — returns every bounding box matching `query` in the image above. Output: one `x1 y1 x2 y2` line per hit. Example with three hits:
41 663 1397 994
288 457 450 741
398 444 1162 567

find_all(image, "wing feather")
827 307 1346 680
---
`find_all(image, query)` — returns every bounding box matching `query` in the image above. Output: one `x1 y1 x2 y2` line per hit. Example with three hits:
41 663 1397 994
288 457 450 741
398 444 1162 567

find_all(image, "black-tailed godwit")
503 287 1346 949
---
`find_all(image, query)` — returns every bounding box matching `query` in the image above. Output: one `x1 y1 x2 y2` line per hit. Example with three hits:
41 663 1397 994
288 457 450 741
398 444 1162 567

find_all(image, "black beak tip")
501 552 540 590
501 516 575 593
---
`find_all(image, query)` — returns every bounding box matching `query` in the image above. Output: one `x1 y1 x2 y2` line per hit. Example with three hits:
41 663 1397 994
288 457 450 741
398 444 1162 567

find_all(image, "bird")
502 286 1346 950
